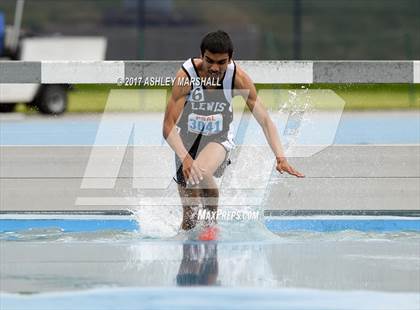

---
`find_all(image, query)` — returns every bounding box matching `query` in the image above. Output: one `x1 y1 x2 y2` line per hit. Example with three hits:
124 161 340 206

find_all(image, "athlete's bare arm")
234 66 304 177
163 69 205 184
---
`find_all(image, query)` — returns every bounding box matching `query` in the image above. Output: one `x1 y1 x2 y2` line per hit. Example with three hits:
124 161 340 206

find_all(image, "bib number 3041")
188 113 223 136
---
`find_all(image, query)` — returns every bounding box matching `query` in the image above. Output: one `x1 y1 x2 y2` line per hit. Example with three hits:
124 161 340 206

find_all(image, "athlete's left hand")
276 157 305 177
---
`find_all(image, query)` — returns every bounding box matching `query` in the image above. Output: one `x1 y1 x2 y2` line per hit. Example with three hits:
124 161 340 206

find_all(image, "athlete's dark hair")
200 30 233 59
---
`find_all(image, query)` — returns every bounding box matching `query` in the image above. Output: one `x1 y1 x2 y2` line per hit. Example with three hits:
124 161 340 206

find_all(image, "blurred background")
0 0 419 60
0 0 418 114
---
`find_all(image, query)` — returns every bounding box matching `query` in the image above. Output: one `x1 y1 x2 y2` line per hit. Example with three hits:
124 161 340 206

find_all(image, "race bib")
188 113 223 136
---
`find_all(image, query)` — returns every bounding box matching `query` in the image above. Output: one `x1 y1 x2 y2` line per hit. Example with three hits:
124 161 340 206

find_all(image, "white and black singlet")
174 58 236 186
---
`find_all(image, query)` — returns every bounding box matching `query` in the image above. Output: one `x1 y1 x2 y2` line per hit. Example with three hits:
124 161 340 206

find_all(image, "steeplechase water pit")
0 60 419 309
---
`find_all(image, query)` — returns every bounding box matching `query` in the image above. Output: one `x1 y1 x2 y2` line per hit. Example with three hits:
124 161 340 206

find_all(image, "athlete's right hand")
182 155 205 185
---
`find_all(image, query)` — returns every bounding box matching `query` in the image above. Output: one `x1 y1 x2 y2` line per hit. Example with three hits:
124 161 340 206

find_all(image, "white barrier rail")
0 60 419 83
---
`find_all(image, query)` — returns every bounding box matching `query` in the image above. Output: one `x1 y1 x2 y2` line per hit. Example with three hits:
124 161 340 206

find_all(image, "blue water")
0 112 418 145
1 231 419 310
1 218 420 234
2 287 419 310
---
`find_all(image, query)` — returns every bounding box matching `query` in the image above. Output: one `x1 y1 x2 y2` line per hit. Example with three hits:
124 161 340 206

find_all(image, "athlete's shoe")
198 226 219 241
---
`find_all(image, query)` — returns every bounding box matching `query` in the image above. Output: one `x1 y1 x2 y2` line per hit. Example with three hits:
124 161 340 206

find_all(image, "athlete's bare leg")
179 142 226 230
178 185 201 230
195 142 227 225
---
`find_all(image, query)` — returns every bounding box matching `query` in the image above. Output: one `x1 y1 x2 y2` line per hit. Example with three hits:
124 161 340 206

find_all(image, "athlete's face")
201 51 230 80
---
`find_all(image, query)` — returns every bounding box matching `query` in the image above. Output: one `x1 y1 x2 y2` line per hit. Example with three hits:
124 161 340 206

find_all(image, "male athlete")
163 30 304 233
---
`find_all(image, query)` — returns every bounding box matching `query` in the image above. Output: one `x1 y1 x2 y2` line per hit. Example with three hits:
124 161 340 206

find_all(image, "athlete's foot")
198 225 219 241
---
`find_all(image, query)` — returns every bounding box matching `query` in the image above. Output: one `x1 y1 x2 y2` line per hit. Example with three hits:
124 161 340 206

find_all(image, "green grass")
259 84 420 111
15 83 420 113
